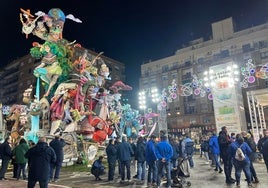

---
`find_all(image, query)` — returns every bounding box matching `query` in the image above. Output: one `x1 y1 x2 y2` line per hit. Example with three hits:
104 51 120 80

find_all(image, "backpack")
235 144 245 161
185 141 194 155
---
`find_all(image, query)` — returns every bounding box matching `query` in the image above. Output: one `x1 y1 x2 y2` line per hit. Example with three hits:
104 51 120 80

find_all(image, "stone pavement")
1 155 267 188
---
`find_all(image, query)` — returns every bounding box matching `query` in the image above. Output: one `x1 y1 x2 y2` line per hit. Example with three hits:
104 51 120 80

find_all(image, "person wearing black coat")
0 137 12 180
106 138 117 182
218 126 235 184
117 136 134 183
170 137 180 168
25 137 56 188
135 136 146 183
49 135 66 182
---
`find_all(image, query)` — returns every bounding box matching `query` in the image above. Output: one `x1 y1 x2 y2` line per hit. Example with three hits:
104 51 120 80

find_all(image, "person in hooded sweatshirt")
13 138 29 180
25 137 56 188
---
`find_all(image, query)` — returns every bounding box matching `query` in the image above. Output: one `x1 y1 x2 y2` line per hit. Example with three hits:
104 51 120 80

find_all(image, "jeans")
120 160 131 181
147 161 157 184
157 160 171 187
221 155 233 182
17 163 27 179
171 159 178 168
213 154 222 170
0 159 10 179
50 161 62 180
249 161 257 180
187 154 194 168
137 161 146 181
28 179 49 188
204 152 210 162
108 162 116 181
233 159 251 184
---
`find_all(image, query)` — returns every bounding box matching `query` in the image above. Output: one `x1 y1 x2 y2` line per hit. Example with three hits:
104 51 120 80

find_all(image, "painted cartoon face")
44 45 50 52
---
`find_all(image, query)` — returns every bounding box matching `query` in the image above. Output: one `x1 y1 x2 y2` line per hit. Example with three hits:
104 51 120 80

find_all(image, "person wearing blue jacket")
155 135 173 188
145 135 157 186
229 134 252 187
209 132 223 173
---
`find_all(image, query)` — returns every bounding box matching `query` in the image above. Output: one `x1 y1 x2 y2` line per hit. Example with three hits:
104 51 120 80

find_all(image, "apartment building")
0 47 126 105
140 17 268 137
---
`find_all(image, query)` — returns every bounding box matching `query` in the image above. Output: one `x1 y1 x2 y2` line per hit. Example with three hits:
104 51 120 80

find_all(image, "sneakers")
236 182 240 187
248 183 253 187
253 177 259 183
219 168 223 173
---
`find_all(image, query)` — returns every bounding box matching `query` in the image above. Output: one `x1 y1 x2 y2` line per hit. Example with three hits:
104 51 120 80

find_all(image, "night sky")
1 0 268 93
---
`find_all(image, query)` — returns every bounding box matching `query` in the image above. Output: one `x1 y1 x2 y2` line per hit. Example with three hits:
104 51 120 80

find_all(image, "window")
221 50 229 58
259 40 268 49
162 65 169 72
203 117 211 124
197 57 204 64
162 75 168 81
260 51 268 59
172 62 179 69
242 43 251 53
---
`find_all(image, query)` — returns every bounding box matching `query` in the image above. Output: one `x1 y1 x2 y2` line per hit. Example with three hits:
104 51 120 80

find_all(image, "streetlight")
151 87 160 103
138 90 146 111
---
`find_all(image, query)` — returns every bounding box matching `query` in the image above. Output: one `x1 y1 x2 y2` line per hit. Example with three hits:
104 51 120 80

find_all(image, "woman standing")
229 134 253 187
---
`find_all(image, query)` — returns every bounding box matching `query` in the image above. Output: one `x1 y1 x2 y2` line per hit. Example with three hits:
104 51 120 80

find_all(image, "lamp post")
138 87 161 136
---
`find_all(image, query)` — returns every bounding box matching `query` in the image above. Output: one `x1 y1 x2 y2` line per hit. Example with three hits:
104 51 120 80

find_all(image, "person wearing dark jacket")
0 137 12 180
135 136 146 183
242 131 259 183
106 138 117 182
49 135 66 182
13 138 29 180
117 136 134 183
260 129 268 173
145 134 157 186
257 129 268 158
218 126 235 184
91 156 105 180
170 137 180 168
25 137 56 188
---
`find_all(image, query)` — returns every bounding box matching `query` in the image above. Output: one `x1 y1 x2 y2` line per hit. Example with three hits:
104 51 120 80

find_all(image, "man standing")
0 137 12 180
182 134 195 168
106 138 117 182
218 126 235 184
259 129 268 173
117 136 134 183
155 135 173 188
209 132 223 173
49 134 66 182
145 135 157 186
25 137 56 188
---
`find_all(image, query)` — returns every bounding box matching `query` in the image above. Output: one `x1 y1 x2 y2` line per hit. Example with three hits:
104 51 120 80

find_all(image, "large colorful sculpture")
0 7 152 154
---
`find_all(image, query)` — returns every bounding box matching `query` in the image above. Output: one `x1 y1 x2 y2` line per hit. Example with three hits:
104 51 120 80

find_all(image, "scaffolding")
247 89 268 141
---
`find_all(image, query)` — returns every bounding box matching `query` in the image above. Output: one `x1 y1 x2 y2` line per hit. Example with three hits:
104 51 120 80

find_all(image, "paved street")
1 155 267 188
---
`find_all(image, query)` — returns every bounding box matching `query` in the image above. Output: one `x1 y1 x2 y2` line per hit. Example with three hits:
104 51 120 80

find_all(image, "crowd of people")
93 127 268 188
0 127 268 188
0 135 66 188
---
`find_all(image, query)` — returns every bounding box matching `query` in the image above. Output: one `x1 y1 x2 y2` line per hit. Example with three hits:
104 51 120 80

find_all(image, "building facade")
0 47 126 105
140 17 268 137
